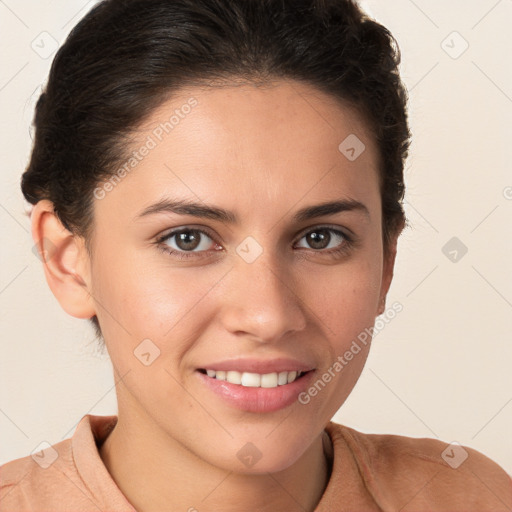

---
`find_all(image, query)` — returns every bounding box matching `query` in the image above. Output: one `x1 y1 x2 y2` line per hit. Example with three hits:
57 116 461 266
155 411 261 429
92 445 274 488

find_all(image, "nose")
217 249 308 344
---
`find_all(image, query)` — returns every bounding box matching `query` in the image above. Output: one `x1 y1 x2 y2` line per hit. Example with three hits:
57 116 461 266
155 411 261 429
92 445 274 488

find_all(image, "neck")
99 413 332 512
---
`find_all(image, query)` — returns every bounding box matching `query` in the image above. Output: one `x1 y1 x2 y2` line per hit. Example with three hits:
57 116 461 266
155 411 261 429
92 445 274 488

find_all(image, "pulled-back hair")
21 0 411 341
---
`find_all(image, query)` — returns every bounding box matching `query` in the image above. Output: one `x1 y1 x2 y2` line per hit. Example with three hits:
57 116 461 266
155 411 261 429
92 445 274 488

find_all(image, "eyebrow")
135 197 370 224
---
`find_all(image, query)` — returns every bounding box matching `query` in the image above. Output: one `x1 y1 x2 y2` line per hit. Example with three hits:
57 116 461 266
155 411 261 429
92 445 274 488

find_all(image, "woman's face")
87 79 394 472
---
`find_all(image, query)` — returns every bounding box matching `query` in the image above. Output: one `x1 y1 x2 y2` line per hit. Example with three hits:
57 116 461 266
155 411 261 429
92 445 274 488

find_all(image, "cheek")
307 246 383 408
91 248 225 359
308 251 383 345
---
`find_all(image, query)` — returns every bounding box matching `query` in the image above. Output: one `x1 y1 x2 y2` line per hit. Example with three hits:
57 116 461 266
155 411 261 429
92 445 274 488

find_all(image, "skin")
31 79 400 512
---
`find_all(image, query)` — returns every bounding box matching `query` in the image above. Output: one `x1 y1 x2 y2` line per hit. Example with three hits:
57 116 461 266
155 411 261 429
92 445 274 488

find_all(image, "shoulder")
326 421 512 511
0 414 119 511
0 437 78 510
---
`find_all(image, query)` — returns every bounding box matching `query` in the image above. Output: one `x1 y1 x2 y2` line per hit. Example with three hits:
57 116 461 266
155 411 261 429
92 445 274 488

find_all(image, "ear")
377 225 402 316
30 200 96 319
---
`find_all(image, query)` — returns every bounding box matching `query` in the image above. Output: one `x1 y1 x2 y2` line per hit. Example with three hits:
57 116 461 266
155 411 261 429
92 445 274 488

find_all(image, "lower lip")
196 370 315 413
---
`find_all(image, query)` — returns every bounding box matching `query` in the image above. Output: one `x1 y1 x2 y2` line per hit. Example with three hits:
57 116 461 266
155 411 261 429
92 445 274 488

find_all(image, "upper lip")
197 357 315 374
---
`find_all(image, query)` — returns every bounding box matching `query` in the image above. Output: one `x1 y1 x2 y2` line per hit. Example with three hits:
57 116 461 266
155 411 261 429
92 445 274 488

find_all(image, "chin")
205 433 315 475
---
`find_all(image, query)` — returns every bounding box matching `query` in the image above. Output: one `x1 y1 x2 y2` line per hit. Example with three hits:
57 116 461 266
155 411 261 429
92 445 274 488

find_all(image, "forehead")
144 79 377 161
95 79 381 224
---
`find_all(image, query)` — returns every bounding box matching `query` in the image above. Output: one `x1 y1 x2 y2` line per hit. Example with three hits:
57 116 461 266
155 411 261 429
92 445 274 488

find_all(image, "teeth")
241 372 261 387
226 370 242 385
204 369 304 388
278 371 288 385
261 373 278 388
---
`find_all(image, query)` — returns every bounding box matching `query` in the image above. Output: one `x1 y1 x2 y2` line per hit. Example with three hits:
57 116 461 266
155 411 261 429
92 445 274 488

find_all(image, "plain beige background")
1 0 511 476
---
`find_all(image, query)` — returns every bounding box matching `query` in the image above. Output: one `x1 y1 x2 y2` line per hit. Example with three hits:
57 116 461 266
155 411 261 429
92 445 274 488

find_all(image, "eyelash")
155 225 355 261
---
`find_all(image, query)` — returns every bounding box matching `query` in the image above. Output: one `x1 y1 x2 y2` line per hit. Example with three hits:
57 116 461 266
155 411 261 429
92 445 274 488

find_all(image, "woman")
1 0 510 510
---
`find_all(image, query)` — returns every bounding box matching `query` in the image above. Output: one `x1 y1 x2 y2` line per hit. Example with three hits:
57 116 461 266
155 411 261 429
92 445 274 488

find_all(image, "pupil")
308 229 329 249
177 230 200 250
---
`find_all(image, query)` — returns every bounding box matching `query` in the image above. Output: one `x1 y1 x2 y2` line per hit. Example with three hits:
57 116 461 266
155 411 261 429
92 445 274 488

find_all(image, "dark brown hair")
21 0 411 342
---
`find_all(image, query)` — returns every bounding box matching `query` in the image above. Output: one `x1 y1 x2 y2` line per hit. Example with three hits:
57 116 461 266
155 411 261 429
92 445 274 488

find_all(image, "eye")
156 227 222 260
155 225 354 261
295 227 352 255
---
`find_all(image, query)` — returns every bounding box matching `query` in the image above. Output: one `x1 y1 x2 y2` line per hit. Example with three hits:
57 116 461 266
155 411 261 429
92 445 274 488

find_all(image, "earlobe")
377 295 387 316
31 200 96 319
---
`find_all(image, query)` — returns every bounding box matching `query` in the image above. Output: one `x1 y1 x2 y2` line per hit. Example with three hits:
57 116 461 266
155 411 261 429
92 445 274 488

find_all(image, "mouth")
197 368 310 388
195 365 315 413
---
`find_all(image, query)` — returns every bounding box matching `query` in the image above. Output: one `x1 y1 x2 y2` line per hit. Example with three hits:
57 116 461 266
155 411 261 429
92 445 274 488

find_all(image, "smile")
196 366 314 413
199 369 305 388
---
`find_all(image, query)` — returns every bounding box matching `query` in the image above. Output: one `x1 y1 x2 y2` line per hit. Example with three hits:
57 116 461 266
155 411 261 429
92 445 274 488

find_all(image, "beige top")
1 414 511 511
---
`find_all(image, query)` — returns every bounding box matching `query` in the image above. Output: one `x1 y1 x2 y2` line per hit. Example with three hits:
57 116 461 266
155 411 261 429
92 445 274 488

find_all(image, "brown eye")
173 230 202 251
296 227 349 251
304 229 331 250
158 228 219 255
